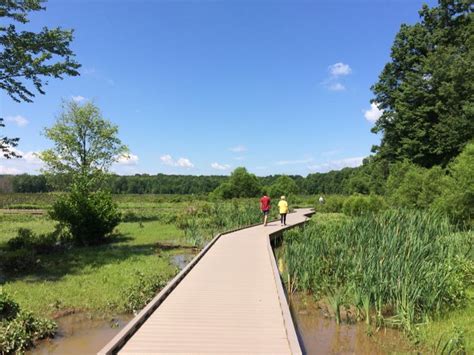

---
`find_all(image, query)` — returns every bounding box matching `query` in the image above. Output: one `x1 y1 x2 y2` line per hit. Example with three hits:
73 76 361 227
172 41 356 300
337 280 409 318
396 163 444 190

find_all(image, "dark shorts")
262 209 270 216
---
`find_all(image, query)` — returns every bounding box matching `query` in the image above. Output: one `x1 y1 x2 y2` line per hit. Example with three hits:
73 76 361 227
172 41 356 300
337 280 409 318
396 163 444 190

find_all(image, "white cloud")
22 151 42 165
329 62 352 77
234 156 245 161
0 165 21 174
176 158 194 168
364 102 383 123
6 115 28 127
328 83 346 91
308 156 364 172
211 162 231 171
160 154 194 168
276 158 313 166
229 145 247 153
0 149 43 174
116 153 139 165
72 95 86 103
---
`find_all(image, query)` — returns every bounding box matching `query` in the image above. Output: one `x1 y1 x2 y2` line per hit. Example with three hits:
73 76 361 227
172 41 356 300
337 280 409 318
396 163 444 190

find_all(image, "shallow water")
30 253 196 354
29 313 133 355
289 293 414 354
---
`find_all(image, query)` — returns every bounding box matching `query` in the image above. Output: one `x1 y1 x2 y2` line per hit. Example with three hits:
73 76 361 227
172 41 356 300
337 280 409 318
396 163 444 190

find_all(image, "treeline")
0 174 228 194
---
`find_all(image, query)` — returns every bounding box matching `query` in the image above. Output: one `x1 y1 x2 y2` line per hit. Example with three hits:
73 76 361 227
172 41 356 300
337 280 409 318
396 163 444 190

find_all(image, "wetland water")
289 293 414 354
30 252 196 354
29 313 133 355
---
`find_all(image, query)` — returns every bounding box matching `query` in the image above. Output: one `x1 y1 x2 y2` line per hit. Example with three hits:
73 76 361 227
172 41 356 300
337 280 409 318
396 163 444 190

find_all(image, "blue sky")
0 0 437 176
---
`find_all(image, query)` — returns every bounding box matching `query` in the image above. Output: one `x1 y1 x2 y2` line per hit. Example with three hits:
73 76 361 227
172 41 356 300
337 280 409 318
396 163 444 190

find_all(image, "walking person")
278 196 289 226
260 194 271 226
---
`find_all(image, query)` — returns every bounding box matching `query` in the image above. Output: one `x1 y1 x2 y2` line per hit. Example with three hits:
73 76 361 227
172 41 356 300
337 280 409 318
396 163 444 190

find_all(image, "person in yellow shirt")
278 196 289 226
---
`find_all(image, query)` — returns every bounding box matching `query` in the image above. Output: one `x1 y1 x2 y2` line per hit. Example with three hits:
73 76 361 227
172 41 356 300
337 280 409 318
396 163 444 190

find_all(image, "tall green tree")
268 175 299 198
371 0 473 167
212 167 261 199
40 101 126 245
40 100 128 189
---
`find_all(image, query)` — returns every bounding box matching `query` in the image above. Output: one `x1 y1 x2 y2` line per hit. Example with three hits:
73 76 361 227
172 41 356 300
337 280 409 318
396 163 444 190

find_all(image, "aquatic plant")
284 210 473 333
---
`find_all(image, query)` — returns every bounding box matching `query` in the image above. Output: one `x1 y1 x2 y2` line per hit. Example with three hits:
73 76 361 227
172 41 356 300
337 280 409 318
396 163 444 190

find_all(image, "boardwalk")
99 208 314 355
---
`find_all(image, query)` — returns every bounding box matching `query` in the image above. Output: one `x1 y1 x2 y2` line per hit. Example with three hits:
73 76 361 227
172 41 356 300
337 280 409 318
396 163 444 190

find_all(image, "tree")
40 101 126 245
434 141 474 226
1 0 80 158
371 0 473 167
211 167 261 199
0 0 80 103
268 175 299 198
40 100 128 189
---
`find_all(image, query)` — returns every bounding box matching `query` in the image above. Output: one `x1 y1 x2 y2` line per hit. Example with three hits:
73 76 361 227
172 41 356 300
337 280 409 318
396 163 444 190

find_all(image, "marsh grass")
1 220 188 317
284 210 473 335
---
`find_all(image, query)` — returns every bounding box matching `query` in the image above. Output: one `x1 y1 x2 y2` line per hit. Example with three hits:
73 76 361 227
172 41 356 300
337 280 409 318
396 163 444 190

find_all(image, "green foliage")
386 160 445 209
341 195 387 216
315 195 348 213
0 290 19 322
40 101 127 190
434 141 474 227
371 0 473 167
211 167 262 199
284 210 472 333
49 183 121 246
0 0 80 103
122 271 166 314
0 290 56 354
0 310 57 354
0 118 20 159
268 175 299 198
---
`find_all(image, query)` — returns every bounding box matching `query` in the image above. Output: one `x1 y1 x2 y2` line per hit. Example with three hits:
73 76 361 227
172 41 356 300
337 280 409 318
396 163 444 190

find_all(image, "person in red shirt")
260 194 271 226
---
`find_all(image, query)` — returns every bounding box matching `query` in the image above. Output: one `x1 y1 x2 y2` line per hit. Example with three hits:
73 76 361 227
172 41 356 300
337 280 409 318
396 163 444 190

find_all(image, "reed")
284 210 473 332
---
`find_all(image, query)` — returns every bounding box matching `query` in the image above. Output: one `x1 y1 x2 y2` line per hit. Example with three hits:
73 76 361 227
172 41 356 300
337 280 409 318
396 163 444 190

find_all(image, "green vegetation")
210 167 262 199
371 0 473 167
40 100 127 245
1 289 57 354
281 211 473 352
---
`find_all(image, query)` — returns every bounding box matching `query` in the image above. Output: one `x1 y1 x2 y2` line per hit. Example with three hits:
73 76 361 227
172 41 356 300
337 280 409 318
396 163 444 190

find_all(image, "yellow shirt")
278 200 288 214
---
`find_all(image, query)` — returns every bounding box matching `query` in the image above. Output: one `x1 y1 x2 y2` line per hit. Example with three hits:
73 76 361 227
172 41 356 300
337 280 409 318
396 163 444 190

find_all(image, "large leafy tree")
1 0 80 157
40 100 128 189
371 0 473 167
40 101 127 245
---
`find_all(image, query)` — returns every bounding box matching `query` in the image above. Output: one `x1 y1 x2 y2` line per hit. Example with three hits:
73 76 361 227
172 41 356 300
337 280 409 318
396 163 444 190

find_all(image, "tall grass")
284 210 473 333
175 200 279 246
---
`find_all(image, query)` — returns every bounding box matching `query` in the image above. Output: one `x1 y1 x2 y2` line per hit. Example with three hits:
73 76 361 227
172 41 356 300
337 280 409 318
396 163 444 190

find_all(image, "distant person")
319 196 325 204
278 196 289 226
260 194 271 226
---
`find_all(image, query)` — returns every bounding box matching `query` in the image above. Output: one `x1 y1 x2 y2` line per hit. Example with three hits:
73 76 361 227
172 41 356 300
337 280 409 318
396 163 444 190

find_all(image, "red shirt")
260 196 271 211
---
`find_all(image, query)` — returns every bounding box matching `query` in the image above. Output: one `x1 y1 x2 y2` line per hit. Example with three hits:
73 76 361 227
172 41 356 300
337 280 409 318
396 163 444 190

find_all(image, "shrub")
0 311 56 354
0 290 19 322
50 184 121 246
433 142 474 227
316 195 347 213
122 271 166 314
342 195 387 216
0 290 56 354
0 248 38 273
7 228 65 254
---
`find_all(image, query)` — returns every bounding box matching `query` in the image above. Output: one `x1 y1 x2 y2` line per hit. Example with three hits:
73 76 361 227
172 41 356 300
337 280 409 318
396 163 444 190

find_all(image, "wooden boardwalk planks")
99 208 313 355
